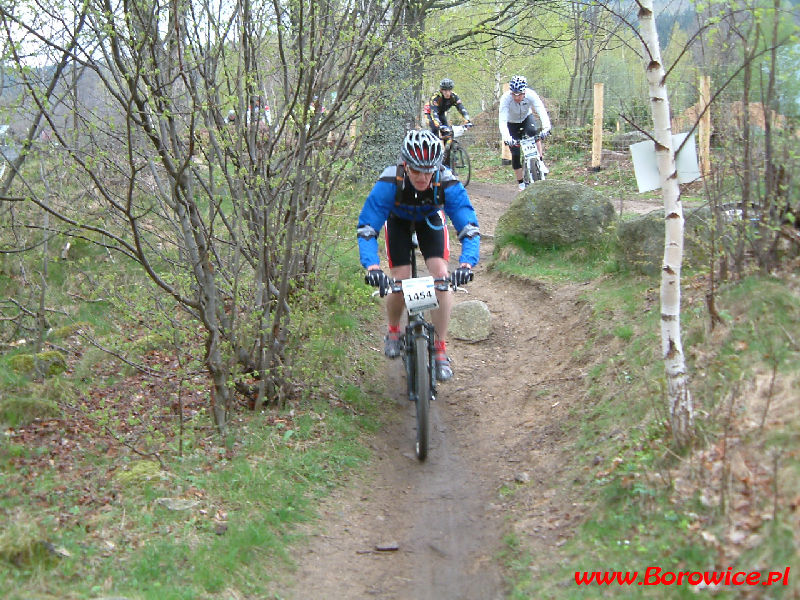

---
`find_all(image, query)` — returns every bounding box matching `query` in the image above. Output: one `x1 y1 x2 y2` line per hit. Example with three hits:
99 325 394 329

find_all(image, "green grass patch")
719 276 800 371
492 234 617 283
500 244 800 598
0 186 389 599
1 351 383 600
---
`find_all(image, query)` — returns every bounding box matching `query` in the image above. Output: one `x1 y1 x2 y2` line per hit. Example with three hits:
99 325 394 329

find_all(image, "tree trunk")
638 0 694 447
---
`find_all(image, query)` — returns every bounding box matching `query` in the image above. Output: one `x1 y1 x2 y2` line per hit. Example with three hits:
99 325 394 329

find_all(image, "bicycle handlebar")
439 123 472 140
387 276 453 295
505 133 541 147
368 274 471 297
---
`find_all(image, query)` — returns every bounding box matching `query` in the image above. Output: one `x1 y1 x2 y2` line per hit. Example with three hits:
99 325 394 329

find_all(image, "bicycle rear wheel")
449 145 471 187
413 333 430 461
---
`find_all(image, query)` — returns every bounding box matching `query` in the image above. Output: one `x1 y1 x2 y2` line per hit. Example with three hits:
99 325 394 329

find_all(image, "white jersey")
498 88 551 140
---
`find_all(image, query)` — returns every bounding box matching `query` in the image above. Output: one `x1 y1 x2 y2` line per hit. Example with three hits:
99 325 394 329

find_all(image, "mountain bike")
368 235 466 461
441 124 472 187
510 134 546 184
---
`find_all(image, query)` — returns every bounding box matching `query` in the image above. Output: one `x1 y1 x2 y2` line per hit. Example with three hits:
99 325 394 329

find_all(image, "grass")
2 139 798 598
0 303 384 600
0 186 389 599
492 234 618 283
490 223 800 598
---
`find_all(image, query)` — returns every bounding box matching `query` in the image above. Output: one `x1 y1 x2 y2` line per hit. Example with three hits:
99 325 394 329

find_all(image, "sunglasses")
511 91 525 97
406 166 434 176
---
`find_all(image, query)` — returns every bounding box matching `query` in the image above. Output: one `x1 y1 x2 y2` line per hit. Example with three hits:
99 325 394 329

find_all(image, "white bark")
638 0 694 446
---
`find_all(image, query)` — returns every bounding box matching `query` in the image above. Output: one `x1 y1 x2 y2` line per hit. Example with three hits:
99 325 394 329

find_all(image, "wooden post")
501 83 511 164
591 82 604 171
698 75 711 177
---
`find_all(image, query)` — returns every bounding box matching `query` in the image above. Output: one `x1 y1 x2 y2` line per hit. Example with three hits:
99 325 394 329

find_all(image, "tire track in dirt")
273 181 594 599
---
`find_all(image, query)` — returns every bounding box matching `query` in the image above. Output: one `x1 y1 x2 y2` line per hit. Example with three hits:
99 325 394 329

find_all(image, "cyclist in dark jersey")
357 130 480 381
426 78 473 168
426 78 472 138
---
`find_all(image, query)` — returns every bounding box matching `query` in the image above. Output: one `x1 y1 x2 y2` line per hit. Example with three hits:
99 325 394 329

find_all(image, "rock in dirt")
450 300 491 342
375 541 399 552
155 498 200 511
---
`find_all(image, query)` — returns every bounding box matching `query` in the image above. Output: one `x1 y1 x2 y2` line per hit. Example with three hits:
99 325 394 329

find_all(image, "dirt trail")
273 181 610 599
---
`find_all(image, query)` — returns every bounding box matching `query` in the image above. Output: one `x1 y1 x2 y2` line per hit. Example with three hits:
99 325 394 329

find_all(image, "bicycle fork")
404 317 437 402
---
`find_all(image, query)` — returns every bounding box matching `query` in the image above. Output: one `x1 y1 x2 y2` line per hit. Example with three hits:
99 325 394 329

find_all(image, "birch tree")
637 0 694 446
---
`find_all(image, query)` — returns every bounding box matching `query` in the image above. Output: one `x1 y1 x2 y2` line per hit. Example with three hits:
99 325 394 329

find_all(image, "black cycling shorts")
384 211 450 268
507 114 540 170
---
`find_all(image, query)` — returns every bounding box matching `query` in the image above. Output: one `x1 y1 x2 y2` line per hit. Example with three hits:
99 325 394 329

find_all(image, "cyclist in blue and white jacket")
499 75 552 191
357 130 480 382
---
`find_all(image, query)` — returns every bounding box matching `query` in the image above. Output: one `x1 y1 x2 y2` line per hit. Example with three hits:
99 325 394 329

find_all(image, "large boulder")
8 350 67 378
616 208 713 275
495 180 616 248
615 211 664 275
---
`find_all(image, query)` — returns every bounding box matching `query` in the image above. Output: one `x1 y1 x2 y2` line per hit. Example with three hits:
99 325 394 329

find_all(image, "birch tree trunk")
637 0 694 446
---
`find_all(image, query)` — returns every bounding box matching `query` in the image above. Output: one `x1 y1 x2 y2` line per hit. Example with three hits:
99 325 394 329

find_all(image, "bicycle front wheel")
524 156 541 184
413 333 431 461
530 158 543 182
449 145 471 187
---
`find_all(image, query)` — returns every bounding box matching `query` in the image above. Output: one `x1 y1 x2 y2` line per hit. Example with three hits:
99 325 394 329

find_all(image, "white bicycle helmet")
439 78 455 90
509 75 527 93
401 130 444 173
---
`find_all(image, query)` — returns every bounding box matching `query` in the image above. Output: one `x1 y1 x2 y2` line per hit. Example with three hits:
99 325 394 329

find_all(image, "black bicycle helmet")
509 75 527 93
401 130 444 173
439 78 455 90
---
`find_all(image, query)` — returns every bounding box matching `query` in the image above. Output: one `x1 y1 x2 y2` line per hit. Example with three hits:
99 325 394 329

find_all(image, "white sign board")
630 132 701 193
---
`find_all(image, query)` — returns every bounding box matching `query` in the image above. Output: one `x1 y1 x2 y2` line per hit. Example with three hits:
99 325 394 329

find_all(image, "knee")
426 261 448 280
391 266 411 280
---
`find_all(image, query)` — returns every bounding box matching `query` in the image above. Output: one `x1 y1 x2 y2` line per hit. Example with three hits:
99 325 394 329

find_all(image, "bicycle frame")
403 244 437 408
519 135 545 183
440 125 472 186
384 232 447 460
372 227 465 460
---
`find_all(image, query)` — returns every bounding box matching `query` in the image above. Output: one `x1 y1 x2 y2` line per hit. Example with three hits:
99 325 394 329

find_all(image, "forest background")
0 0 799 597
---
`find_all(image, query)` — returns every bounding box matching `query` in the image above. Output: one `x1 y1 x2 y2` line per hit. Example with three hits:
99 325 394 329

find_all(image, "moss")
50 321 91 339
8 351 67 377
496 180 616 248
113 460 166 487
38 350 67 376
7 354 35 374
0 396 61 427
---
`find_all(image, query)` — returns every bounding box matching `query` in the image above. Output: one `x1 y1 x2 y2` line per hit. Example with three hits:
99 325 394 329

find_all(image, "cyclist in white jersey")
498 75 552 191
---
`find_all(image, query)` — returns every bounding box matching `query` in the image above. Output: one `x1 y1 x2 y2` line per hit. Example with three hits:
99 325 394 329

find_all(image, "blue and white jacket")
357 165 481 269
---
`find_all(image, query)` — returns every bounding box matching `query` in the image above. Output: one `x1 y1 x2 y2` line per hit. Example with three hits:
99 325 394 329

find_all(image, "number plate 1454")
402 276 439 314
